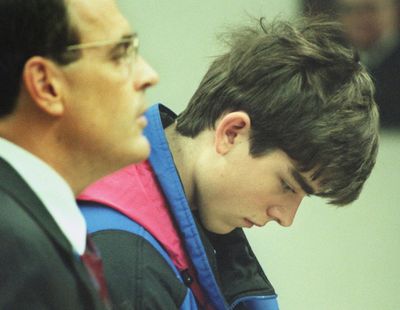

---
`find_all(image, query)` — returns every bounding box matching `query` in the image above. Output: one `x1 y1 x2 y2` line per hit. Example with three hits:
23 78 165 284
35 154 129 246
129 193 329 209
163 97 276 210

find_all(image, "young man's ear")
214 111 251 155
22 56 64 116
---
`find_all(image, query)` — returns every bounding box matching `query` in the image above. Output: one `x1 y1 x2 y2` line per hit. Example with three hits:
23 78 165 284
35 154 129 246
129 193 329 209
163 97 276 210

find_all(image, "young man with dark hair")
0 0 158 308
79 17 379 309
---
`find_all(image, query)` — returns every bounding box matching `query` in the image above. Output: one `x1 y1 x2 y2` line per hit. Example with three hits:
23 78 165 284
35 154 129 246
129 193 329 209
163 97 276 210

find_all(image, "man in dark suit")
0 0 158 308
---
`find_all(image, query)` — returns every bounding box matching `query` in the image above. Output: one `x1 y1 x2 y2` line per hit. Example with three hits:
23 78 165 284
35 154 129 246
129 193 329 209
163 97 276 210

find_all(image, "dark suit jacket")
0 158 105 309
369 42 400 128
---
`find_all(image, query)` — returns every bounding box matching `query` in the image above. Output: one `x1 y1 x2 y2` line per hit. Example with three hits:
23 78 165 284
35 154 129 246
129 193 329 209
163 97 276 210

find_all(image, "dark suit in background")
369 42 400 127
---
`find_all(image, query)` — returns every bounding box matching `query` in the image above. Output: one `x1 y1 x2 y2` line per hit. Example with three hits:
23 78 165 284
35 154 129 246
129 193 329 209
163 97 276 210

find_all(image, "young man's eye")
281 180 296 194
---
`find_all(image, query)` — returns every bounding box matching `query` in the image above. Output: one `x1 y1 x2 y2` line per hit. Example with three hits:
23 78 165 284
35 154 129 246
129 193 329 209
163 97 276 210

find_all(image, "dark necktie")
81 235 111 309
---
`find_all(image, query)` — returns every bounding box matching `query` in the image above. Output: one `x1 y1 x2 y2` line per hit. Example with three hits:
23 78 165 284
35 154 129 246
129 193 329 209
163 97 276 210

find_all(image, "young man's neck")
165 123 199 209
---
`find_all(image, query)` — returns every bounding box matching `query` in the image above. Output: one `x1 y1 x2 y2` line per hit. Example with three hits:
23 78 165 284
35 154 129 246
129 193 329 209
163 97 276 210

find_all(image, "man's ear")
214 111 251 155
22 56 64 116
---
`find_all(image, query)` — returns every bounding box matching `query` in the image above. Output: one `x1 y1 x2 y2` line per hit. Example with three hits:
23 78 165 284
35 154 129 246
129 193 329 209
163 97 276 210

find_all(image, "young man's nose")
278 196 303 227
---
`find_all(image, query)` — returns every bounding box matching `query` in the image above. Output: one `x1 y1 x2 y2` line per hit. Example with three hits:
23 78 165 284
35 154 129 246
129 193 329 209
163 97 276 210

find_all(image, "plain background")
118 1 400 309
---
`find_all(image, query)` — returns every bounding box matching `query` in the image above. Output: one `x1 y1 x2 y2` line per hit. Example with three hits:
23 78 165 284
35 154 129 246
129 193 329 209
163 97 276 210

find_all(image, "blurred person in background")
303 0 400 127
337 0 400 127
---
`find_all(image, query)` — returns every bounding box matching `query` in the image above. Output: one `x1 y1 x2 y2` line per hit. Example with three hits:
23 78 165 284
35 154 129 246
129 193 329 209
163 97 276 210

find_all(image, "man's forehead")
67 0 131 41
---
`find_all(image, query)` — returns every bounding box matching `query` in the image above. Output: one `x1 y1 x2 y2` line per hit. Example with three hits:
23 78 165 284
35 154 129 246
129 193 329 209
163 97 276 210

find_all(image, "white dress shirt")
0 138 86 255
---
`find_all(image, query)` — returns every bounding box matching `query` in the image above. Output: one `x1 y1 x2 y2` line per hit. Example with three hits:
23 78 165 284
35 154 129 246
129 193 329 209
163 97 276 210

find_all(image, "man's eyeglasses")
66 33 139 65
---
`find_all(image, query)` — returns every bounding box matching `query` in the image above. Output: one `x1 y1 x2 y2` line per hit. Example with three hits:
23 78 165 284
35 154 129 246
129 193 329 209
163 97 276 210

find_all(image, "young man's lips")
244 218 266 228
243 218 255 228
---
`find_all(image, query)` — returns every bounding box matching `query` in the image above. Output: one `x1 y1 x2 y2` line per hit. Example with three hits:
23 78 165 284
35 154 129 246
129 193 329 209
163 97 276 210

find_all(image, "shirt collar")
0 138 86 254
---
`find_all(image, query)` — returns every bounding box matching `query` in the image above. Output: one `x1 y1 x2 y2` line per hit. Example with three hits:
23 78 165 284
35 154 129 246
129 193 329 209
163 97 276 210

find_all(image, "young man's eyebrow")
290 168 315 195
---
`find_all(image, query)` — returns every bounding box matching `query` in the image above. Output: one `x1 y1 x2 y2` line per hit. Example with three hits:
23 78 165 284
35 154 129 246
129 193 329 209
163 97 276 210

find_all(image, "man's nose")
133 56 159 91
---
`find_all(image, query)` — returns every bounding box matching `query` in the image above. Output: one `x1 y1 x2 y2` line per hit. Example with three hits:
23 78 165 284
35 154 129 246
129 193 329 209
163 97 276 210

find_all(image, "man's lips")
136 115 147 128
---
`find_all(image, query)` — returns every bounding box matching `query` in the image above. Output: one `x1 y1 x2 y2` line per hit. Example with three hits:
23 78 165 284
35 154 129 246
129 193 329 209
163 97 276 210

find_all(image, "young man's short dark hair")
177 17 379 206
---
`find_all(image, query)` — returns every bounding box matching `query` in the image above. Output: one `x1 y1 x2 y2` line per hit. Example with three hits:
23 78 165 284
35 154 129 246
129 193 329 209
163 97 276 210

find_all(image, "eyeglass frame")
66 33 139 60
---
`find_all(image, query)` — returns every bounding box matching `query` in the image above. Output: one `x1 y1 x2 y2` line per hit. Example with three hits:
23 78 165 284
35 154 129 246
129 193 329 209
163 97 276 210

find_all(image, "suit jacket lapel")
0 157 103 307
0 157 72 252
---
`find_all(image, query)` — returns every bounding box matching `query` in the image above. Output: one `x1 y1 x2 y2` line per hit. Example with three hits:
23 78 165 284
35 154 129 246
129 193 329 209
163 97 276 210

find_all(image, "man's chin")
131 139 151 163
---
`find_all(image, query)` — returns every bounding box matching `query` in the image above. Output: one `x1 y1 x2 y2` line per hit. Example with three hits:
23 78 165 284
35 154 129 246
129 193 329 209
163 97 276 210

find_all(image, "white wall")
118 1 400 309
117 0 299 112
